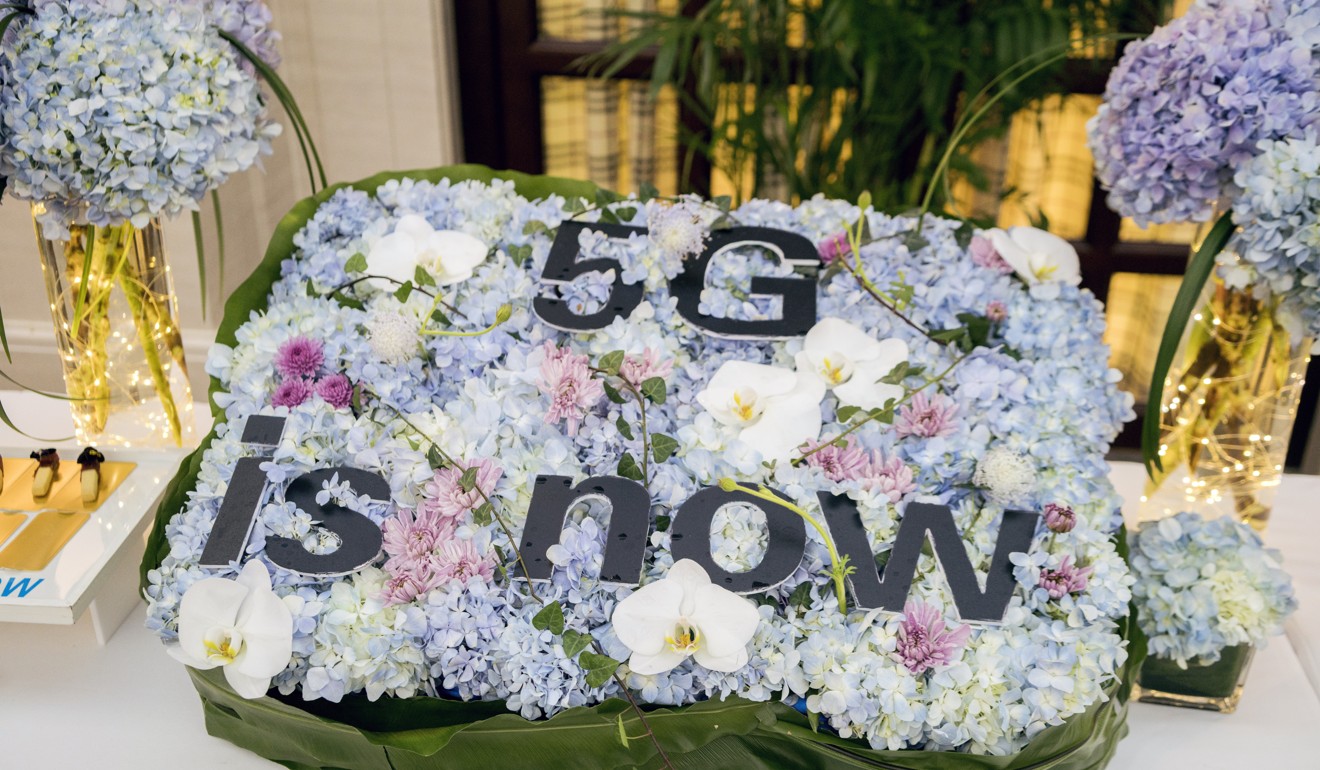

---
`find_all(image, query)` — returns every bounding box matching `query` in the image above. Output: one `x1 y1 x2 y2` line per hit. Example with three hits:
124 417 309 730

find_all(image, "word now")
200 417 1037 623
1 577 43 598
535 222 821 339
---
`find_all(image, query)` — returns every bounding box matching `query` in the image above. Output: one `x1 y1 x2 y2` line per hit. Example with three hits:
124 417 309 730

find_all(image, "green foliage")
615 416 635 441
579 651 624 689
593 0 1161 208
617 452 644 481
532 601 566 635
561 629 594 659
598 350 626 375
650 433 679 463
344 252 368 274
639 376 667 405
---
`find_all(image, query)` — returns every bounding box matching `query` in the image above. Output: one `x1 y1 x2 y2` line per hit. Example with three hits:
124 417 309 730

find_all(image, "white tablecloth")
1 391 1317 768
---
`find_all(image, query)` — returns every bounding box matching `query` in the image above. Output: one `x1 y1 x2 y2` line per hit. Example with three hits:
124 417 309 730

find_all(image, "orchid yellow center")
816 354 852 385
666 622 701 655
727 387 760 423
1034 262 1058 280
203 628 244 666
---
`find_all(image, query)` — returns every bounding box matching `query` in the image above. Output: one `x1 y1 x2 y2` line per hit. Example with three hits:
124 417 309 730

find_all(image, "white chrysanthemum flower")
973 447 1037 503
366 310 421 364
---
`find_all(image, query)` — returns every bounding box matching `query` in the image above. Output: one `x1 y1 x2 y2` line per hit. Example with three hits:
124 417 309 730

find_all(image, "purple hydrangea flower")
275 336 325 379
969 235 1012 273
1087 0 1320 224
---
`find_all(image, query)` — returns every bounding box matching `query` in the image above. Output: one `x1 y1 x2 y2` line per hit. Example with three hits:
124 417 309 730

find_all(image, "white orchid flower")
696 360 825 461
985 226 1081 300
795 317 909 411
611 559 761 674
169 560 294 699
364 214 489 290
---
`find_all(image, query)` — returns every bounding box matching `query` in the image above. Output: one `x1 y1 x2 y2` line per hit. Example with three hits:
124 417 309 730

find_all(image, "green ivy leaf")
598 350 625 375
595 189 624 207
331 291 365 311
561 629 593 659
654 514 671 531
523 220 548 236
639 376 666 405
344 253 368 273
638 183 660 202
651 433 679 463
615 206 637 222
878 361 910 385
507 244 534 266
531 601 565 635
394 282 414 303
431 308 451 327
565 197 587 214
836 405 862 422
472 503 493 527
413 265 437 288
787 580 813 610
459 466 478 492
580 651 622 688
712 195 732 212
305 280 318 297
602 381 627 405
598 208 621 225
615 416 634 441
426 445 444 470
617 452 644 481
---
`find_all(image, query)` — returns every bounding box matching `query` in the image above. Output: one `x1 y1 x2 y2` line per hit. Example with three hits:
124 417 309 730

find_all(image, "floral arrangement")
145 174 1137 757
0 0 281 232
1130 511 1297 667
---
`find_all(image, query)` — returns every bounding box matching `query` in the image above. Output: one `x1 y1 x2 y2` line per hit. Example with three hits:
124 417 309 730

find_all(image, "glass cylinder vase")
32 204 195 448
1139 268 1312 532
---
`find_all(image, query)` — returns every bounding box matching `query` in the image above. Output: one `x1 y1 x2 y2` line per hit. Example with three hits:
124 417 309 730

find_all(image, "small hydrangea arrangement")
145 172 1139 762
1130 511 1297 668
0 0 282 232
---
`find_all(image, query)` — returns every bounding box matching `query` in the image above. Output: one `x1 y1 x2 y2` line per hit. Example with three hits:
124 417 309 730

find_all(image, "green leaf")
531 601 565 635
564 196 587 214
414 265 437 288
344 252 368 274
426 445 444 470
598 350 625 375
458 466 478 492
523 220 549 236
598 208 621 225
191 210 208 319
639 376 667 404
1144 212 1235 478
331 291 365 311
579 651 622 689
787 580 813 610
0 303 11 364
595 188 624 207
712 195 732 212
561 629 593 659
472 502 493 527
637 182 660 202
836 405 862 422
507 243 534 266
615 416 634 441
651 433 679 463
615 713 629 749
394 282 414 303
654 514 671 531
305 280 317 297
602 381 627 405
615 206 637 222
807 710 820 733
431 307 451 327
617 452 644 481
878 361 910 385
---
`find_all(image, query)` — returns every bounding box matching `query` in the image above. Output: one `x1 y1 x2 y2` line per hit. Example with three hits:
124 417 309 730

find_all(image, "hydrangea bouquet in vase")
1088 0 1320 531
0 0 311 447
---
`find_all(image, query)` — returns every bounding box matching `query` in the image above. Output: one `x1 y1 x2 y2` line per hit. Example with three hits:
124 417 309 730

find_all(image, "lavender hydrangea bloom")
197 0 282 68
0 0 279 232
1087 0 1320 224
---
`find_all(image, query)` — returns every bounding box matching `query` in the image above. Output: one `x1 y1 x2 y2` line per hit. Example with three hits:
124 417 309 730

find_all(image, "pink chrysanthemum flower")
818 232 852 265
315 374 354 410
432 539 496 584
1039 556 1093 599
618 347 675 389
866 451 917 503
274 336 325 379
1043 503 1077 534
802 436 871 483
422 458 503 522
382 571 433 606
382 508 453 567
895 392 959 439
895 601 972 674
538 342 603 436
969 235 1012 273
271 378 313 408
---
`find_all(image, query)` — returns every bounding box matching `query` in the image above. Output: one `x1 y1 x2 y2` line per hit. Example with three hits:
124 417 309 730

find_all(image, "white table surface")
1 391 1317 768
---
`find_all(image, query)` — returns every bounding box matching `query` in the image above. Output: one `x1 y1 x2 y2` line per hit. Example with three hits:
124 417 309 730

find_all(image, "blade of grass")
191 210 207 319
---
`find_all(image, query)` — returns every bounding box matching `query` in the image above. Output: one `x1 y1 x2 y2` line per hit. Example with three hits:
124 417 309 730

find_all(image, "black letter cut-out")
670 486 807 594
817 495 1037 623
265 467 389 577
199 415 289 567
669 226 821 339
515 475 652 584
533 221 648 331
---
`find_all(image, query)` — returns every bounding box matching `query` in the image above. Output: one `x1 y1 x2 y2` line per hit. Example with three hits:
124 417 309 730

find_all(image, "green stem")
724 480 848 610
117 262 183 446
